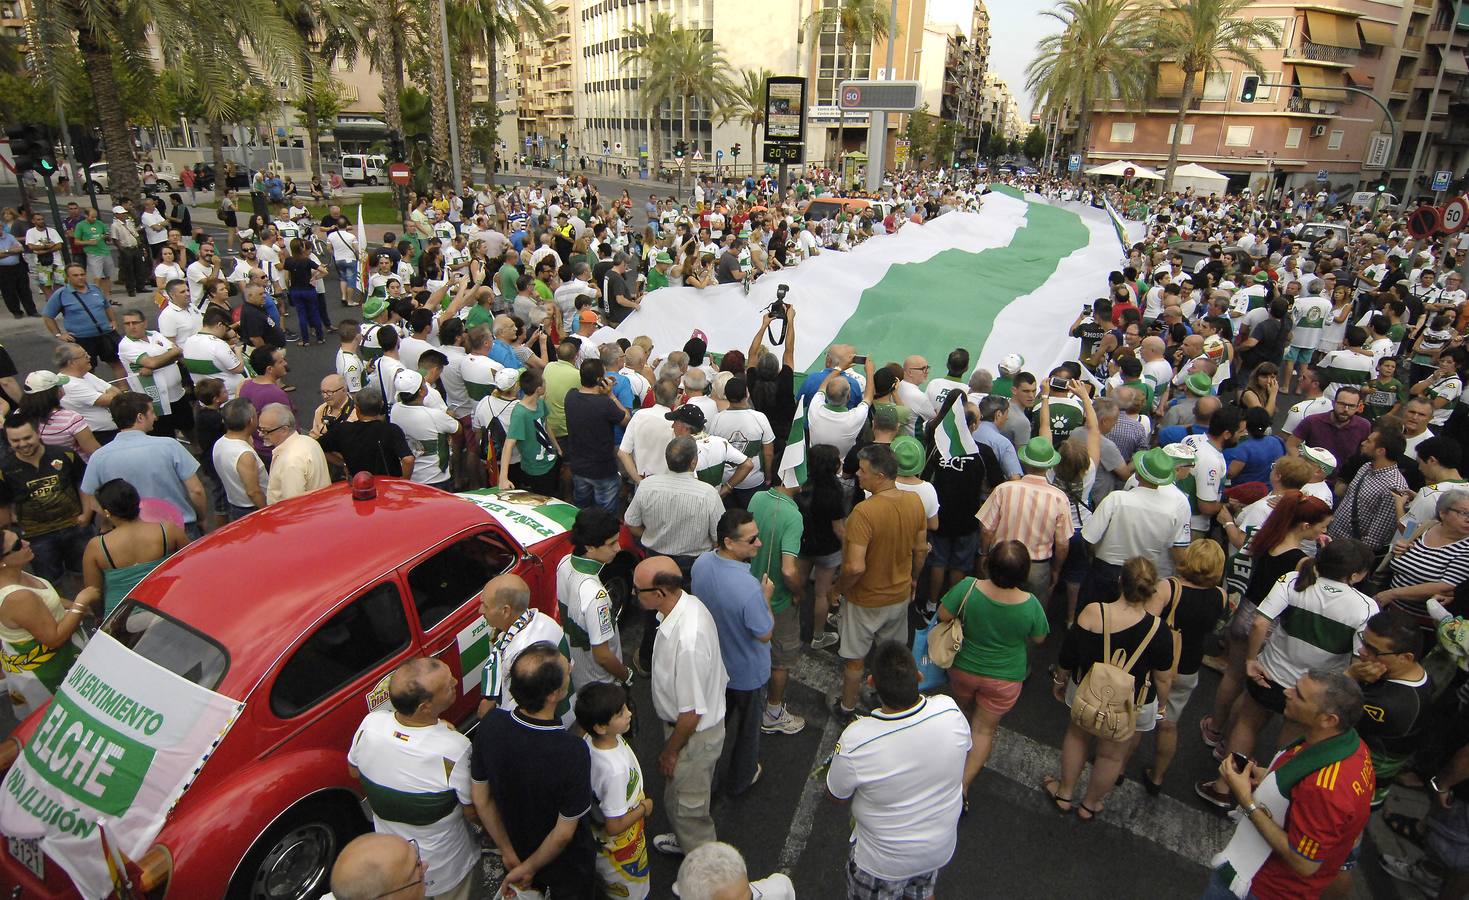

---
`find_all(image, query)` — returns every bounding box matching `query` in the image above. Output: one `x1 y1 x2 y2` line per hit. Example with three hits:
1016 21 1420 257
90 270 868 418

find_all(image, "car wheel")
368 176 378 186
156 180 173 192
228 798 364 900
83 181 101 194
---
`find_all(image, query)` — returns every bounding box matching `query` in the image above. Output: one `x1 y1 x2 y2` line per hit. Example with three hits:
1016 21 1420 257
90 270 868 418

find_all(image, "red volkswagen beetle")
0 480 639 899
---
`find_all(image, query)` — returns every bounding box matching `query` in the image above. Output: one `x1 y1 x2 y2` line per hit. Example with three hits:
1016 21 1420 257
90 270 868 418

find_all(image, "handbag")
912 619 948 692
927 579 976 670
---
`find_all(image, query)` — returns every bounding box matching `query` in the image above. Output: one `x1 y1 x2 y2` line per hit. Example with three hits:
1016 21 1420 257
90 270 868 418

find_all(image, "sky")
926 0 1058 119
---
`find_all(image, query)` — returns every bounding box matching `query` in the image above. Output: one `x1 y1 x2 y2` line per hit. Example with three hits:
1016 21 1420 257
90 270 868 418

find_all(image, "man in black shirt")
602 255 638 323
316 387 413 478
925 399 1001 601
471 642 597 898
0 417 89 583
563 359 629 514
239 283 286 349
1349 609 1433 808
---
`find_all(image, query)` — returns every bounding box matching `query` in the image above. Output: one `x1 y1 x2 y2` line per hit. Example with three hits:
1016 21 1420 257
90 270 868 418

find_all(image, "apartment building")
1083 0 1469 197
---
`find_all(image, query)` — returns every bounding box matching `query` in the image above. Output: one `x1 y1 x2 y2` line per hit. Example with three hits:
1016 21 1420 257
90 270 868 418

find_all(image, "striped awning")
1306 10 1361 49
1443 49 1469 75
1295 65 1348 101
1156 62 1186 98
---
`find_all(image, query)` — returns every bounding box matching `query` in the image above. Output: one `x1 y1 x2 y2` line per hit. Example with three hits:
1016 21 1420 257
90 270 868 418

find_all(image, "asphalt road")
0 177 1413 899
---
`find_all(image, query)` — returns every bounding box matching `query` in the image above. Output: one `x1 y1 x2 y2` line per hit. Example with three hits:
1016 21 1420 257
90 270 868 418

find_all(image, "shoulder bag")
927 578 976 670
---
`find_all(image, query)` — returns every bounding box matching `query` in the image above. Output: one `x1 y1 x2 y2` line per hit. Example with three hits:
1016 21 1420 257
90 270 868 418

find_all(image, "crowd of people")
3 161 1469 900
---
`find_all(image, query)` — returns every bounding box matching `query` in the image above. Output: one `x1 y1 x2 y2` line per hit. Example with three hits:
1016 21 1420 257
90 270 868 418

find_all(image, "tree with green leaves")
903 103 935 170
448 0 551 187
1023 125 1047 162
1151 0 1279 191
1025 0 1151 168
34 0 301 204
717 68 774 178
802 0 891 158
624 12 736 184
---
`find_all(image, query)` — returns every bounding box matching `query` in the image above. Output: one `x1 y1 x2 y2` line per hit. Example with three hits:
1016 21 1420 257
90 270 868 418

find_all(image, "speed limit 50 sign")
1442 195 1469 234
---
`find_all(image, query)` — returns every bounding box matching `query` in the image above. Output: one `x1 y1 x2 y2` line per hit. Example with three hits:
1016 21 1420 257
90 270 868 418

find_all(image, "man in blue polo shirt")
80 392 209 537
42 263 121 380
796 343 862 410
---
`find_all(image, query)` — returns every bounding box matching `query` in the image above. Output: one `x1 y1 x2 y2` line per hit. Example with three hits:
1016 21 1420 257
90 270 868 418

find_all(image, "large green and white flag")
0 633 243 898
776 396 809 488
932 392 979 460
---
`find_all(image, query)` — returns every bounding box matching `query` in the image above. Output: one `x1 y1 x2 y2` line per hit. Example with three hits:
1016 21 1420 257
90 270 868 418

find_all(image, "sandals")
1077 802 1103 823
1385 812 1427 848
1042 776 1073 813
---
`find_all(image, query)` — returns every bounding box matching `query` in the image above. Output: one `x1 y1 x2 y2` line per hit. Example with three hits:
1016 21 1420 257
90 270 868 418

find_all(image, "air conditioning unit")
1311 124 1327 137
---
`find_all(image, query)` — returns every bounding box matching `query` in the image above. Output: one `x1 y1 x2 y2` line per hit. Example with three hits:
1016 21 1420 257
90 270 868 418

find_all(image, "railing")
1286 96 1336 113
1285 40 1356 64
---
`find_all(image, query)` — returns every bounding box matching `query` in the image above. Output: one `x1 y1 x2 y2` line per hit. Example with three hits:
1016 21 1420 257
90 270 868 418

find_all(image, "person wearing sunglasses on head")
0 527 101 720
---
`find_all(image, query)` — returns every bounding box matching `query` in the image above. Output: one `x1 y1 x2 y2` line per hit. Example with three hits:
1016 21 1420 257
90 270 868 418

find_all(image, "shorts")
1064 681 1160 733
928 530 979 571
947 668 1023 716
1281 344 1315 363
85 254 117 281
1427 797 1469 872
75 331 122 366
770 603 801 670
1165 670 1200 724
838 601 908 661
32 261 62 286
335 259 359 287
846 848 938 900
1226 598 1259 643
804 549 842 570
1245 674 1288 714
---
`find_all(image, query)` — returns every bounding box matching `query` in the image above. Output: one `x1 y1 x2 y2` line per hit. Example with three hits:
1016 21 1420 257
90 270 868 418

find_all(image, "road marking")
784 651 1232 869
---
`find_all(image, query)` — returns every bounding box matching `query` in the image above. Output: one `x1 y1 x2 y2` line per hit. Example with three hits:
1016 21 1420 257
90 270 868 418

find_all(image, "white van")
340 154 386 185
1349 190 1398 210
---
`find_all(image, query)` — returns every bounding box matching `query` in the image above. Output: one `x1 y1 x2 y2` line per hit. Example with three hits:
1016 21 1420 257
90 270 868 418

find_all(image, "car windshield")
804 200 845 221
103 601 230 691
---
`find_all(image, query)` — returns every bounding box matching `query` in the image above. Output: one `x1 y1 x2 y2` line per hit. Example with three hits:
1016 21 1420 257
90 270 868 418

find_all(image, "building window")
1256 70 1280 100
1109 122 1135 143
1253 17 1289 49
1284 126 1303 148
1224 125 1254 146
1167 123 1195 144
1328 129 1344 150
1202 71 1231 101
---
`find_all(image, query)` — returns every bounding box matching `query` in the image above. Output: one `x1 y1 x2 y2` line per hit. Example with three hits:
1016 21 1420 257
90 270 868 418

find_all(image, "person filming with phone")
1203 669 1373 900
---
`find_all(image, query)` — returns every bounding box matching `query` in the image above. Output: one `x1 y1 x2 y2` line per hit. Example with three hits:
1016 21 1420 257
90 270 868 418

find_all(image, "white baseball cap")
23 371 68 394
999 353 1025 374
494 368 521 392
1301 445 1337 474
393 369 424 397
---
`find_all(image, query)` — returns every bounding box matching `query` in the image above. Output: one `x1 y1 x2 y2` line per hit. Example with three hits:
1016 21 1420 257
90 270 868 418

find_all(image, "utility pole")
1402 0 1463 212
437 0 463 190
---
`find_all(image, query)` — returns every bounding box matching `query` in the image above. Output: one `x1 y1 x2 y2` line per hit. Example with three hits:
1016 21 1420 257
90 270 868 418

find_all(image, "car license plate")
8 836 43 880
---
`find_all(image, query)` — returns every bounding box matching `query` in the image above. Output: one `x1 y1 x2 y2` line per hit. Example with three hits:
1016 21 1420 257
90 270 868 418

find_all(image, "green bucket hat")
655 250 673 264
892 435 925 476
1017 436 1061 470
362 297 388 319
1185 371 1213 397
1133 448 1178 486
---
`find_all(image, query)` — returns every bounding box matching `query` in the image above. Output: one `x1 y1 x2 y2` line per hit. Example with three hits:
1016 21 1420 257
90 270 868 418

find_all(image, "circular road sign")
1123 166 1136 178
1407 204 1442 240
1442 195 1469 234
387 162 412 186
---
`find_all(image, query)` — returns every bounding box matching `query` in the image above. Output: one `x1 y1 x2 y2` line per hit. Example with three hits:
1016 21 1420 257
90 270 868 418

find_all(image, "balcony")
1284 40 1357 65
1286 96 1338 115
1393 75 1415 93
1404 33 1427 52
1416 0 1434 9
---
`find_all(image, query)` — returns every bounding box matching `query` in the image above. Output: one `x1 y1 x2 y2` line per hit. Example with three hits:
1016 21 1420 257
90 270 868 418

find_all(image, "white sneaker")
810 632 839 651
761 705 807 735
652 832 684 856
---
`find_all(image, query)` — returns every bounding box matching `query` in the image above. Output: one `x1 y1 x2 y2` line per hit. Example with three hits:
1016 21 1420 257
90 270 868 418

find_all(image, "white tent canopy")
1167 162 1229 195
1084 159 1164 180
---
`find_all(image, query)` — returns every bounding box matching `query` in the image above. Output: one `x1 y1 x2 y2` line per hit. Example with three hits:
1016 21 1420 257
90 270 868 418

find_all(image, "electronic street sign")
1433 170 1454 192
763 142 802 165
765 76 806 145
836 80 922 112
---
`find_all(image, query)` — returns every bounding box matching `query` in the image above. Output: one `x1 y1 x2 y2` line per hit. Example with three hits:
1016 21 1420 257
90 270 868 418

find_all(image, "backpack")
1069 605 1161 742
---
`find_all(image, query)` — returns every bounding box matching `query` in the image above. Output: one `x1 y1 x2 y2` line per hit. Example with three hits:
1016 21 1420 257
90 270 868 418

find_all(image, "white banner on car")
0 632 242 899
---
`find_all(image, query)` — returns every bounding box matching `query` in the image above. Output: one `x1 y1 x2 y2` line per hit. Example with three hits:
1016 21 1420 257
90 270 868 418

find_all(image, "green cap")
892 435 925 476
1254 271 1270 283
1132 448 1177 486
1018 436 1061 470
655 250 673 264
362 297 388 319
1185 372 1213 397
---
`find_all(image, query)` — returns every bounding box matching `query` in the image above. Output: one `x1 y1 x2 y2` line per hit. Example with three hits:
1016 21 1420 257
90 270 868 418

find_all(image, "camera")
1081 304 1092 316
768 284 790 320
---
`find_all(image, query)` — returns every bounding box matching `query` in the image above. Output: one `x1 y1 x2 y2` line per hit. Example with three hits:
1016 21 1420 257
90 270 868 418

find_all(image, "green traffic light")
37 159 54 174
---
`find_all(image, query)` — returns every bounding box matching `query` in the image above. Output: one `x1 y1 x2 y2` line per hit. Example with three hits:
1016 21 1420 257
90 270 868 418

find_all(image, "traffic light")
1377 183 1387 193
387 130 406 161
7 123 56 177
602 139 608 150
1239 75 1260 103
674 140 686 159
72 132 100 168
732 142 741 158
559 132 567 150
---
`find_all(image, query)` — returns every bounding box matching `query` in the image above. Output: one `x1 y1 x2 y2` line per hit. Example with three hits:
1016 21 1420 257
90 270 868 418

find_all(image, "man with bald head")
347 658 477 900
476 573 569 718
797 343 862 410
636 555 727 856
327 833 426 900
1157 394 1220 448
1139 336 1174 411
897 355 937 424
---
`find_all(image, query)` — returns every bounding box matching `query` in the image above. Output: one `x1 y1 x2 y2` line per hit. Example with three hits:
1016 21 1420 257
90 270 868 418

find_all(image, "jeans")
289 286 325 342
28 524 92 582
227 503 256 522
571 473 620 514
313 291 332 330
716 684 766 796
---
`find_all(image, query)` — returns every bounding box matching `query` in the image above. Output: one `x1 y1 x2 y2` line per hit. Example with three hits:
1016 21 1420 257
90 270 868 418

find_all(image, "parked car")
0 480 642 900
82 161 177 194
339 154 386 186
1292 221 1350 249
1169 241 1264 275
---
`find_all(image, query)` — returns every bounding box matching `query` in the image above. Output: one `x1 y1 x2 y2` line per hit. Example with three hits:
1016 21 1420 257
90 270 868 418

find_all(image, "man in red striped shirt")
975 435 1070 607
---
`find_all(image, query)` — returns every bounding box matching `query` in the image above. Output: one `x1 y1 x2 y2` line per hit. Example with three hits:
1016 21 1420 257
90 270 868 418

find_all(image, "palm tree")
449 0 552 186
802 0 891 160
39 0 299 205
372 0 411 139
275 0 362 183
1025 0 1151 171
718 68 773 178
1151 0 1280 190
625 14 736 184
